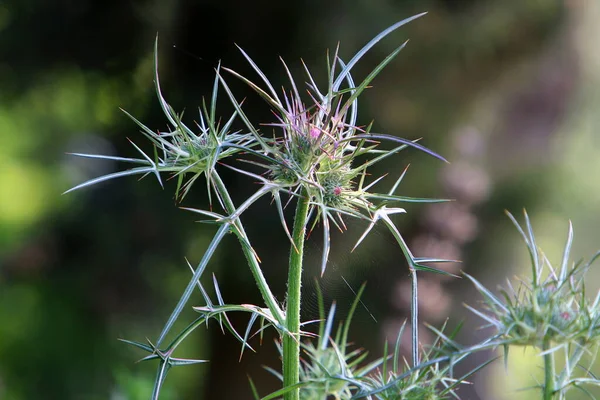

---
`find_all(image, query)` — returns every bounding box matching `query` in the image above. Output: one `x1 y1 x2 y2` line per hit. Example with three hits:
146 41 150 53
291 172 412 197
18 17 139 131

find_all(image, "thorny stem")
543 339 556 400
410 267 419 367
283 189 310 400
213 173 285 325
379 217 422 367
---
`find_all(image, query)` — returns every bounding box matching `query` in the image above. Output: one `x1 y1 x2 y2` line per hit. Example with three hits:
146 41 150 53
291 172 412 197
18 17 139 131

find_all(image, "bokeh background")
2 0 600 399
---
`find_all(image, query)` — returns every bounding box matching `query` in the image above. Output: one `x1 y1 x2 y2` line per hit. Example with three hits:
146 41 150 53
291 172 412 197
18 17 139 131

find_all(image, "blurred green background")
2 1 600 399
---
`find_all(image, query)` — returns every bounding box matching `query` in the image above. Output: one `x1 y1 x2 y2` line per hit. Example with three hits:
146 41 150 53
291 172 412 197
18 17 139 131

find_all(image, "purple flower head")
309 126 320 139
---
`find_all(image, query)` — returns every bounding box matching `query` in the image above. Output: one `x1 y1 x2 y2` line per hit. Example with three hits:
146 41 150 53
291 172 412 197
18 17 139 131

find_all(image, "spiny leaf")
63 166 159 194
348 133 447 163
156 223 230 347
333 12 427 90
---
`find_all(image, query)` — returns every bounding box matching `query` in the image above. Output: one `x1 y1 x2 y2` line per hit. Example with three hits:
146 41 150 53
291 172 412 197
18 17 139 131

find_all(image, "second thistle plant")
466 211 600 400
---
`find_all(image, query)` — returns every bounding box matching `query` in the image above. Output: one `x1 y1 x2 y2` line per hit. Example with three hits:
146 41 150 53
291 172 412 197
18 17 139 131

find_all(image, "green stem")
410 267 419 367
283 189 310 400
213 173 285 325
379 217 420 367
543 339 556 400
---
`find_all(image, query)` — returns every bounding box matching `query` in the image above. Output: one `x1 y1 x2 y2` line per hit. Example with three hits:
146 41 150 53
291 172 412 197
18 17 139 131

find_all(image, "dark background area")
2 1 600 399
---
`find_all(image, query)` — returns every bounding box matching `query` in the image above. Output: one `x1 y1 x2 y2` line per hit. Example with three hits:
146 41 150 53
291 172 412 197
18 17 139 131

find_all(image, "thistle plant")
466 210 600 399
65 10 600 400
65 11 463 399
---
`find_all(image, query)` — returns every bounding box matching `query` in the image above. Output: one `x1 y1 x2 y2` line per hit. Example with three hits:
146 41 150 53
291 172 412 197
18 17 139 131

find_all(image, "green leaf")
63 166 159 194
349 133 447 163
234 45 282 105
559 220 574 282
333 12 427 90
118 338 154 353
156 223 230 347
464 273 509 313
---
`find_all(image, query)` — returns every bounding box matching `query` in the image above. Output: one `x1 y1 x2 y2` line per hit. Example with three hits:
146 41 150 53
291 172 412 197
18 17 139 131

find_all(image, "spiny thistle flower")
65 38 259 206
465 210 600 397
466 210 600 348
218 13 450 277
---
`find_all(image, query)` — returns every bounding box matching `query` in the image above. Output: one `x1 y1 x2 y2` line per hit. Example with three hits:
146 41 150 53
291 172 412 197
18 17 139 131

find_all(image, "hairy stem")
543 339 556 400
283 189 310 400
213 173 285 325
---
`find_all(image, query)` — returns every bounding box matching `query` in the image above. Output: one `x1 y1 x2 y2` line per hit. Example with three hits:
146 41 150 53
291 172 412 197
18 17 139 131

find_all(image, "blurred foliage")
3 0 600 399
